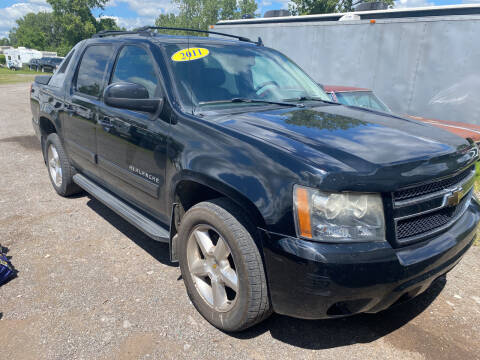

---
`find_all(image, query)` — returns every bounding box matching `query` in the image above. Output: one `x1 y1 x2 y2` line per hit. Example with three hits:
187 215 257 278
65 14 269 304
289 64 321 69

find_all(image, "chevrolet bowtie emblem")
447 189 463 207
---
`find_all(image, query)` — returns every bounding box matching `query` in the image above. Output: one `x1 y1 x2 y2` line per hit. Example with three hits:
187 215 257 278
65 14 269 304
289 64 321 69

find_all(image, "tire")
45 133 81 197
178 198 271 332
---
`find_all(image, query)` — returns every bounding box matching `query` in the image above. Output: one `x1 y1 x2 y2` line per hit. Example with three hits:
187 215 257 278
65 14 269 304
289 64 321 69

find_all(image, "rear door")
96 44 170 223
63 44 113 177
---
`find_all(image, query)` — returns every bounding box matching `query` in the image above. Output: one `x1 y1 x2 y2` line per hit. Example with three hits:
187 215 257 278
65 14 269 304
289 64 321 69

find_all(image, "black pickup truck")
30 28 480 332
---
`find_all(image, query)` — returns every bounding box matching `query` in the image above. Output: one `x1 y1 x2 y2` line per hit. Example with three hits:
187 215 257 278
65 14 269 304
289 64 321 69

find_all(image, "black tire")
45 133 81 197
178 198 271 332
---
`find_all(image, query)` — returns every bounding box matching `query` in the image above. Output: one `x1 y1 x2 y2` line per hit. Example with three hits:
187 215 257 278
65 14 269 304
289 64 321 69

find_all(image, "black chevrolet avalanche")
30 28 480 332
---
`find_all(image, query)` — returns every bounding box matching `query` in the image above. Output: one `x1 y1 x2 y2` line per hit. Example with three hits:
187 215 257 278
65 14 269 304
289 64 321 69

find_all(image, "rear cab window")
49 49 75 88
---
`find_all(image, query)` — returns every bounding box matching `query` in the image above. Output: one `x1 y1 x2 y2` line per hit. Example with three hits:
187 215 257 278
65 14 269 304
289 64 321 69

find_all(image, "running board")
73 174 169 242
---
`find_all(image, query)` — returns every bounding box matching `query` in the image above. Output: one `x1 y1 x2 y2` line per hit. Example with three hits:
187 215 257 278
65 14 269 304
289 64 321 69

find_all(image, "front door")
96 44 170 224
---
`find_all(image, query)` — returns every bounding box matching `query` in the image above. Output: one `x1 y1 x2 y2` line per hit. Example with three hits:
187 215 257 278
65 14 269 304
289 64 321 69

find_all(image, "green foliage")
155 0 258 35
9 12 57 51
0 38 10 46
289 0 394 15
8 0 121 56
0 54 5 65
47 0 121 55
289 0 337 15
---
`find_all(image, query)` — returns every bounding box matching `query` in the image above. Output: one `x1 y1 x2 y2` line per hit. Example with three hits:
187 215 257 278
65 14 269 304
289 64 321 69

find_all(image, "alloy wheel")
47 144 62 187
186 224 238 312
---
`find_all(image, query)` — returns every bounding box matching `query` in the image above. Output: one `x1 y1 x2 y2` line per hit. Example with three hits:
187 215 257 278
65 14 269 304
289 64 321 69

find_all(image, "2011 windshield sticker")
171 48 209 62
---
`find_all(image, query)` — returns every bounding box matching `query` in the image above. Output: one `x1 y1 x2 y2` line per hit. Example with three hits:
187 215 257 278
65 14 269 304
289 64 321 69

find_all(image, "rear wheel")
178 198 271 332
45 133 81 197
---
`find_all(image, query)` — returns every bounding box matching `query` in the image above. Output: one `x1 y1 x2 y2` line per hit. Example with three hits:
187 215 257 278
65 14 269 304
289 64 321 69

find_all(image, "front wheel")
178 198 271 332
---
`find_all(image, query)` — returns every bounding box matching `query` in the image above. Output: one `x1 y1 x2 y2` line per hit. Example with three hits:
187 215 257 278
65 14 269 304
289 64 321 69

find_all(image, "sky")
0 0 477 39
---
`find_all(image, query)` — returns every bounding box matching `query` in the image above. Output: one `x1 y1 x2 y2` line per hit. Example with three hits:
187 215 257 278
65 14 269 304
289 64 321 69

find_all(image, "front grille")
394 166 474 201
396 193 470 240
393 165 475 245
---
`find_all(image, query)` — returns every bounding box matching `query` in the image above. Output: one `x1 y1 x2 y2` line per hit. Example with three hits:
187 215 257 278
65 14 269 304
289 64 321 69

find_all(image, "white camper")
4 47 42 70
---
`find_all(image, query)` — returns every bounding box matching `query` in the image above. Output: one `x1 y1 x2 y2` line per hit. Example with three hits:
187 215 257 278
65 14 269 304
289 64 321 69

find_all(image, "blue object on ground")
0 251 13 286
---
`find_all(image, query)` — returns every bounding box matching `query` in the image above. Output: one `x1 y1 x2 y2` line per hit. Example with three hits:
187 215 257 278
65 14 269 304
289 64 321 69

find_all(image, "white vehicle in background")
4 47 42 70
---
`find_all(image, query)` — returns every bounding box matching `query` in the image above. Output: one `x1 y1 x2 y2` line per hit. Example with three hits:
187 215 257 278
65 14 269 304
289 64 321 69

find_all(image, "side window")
111 46 158 98
76 45 112 97
49 49 75 88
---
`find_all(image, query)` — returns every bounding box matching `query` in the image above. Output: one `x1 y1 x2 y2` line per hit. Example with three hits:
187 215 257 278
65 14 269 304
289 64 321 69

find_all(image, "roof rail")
92 29 150 38
92 26 263 45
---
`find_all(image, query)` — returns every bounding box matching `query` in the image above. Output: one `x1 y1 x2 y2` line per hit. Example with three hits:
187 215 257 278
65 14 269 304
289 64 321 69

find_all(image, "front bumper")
260 199 480 319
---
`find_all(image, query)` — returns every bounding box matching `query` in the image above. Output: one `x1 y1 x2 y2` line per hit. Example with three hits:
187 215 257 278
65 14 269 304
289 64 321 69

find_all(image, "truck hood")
408 115 480 142
211 104 478 190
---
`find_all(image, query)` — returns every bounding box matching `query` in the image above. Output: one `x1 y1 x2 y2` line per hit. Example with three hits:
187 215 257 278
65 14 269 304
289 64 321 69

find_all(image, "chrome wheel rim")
47 144 62 187
186 225 238 312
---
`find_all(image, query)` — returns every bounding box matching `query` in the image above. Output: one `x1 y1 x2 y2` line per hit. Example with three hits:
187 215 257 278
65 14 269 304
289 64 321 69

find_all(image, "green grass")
474 162 480 246
0 67 51 84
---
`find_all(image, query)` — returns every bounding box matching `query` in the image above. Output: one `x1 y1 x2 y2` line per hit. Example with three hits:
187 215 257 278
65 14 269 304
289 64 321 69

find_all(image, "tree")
8 0 122 56
289 0 394 15
155 0 258 35
46 0 121 54
9 12 57 51
0 38 10 46
289 0 338 15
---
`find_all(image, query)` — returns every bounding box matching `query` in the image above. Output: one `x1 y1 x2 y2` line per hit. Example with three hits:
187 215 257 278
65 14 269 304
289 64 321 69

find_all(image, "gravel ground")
1 83 479 360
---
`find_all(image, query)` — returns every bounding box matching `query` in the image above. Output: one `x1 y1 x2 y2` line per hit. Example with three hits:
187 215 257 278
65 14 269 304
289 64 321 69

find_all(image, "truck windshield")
164 42 329 111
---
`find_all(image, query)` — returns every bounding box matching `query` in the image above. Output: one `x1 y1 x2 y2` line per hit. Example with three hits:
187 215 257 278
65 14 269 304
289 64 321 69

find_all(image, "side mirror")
104 82 163 113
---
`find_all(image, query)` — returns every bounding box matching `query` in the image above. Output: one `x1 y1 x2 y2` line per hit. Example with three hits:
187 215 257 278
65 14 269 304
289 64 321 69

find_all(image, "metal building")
214 4 480 125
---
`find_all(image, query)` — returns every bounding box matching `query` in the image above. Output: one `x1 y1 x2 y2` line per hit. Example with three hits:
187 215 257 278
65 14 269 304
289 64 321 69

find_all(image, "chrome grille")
394 168 473 201
396 193 471 240
393 166 475 245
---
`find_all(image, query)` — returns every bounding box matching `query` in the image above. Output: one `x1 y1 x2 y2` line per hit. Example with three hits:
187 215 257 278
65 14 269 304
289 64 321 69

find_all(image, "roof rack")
92 29 149 38
92 26 263 45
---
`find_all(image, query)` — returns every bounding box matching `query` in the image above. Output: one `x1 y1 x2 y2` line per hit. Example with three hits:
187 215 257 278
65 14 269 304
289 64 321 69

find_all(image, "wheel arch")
170 171 267 231
168 171 268 262
39 116 58 163
39 116 57 137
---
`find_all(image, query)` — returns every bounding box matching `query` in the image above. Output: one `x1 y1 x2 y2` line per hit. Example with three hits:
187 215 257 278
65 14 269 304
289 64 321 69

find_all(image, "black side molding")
73 174 169 242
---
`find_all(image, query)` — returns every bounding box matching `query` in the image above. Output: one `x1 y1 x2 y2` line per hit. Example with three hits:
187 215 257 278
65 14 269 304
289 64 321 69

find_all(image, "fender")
169 169 266 229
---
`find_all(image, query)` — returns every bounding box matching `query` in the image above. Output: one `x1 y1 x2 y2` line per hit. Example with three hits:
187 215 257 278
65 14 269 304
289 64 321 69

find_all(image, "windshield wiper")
283 96 340 105
198 98 304 107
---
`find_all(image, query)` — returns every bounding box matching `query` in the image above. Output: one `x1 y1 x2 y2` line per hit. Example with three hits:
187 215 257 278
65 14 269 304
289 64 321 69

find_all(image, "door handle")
98 116 113 130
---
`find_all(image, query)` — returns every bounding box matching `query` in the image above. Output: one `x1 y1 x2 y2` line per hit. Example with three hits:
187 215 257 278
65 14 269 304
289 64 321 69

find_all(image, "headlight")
293 185 385 243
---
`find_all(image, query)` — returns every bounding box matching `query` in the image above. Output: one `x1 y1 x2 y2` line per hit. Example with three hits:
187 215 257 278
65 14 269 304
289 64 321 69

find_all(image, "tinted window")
335 91 391 112
164 43 328 111
49 50 74 88
76 45 112 97
111 46 158 97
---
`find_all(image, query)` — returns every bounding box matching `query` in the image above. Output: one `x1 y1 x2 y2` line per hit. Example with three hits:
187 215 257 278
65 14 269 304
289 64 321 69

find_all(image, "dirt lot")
1 82 479 360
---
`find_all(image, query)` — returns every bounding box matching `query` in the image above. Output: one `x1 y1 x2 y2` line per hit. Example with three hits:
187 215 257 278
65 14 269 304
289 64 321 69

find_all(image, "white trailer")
214 4 480 125
4 47 42 70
